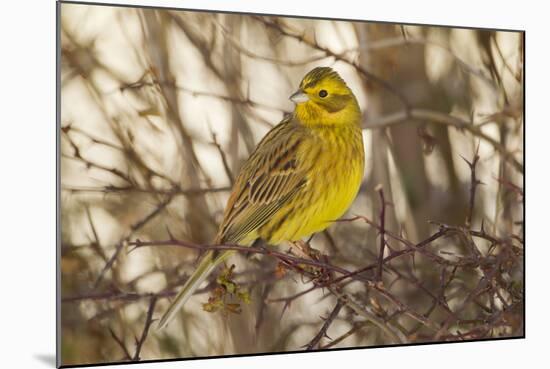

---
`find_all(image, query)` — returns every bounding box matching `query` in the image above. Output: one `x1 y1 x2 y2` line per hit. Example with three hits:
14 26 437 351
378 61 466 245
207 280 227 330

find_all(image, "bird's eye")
318 89 328 98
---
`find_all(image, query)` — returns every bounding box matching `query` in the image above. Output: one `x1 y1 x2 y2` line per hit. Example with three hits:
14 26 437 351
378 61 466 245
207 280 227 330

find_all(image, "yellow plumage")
158 67 364 329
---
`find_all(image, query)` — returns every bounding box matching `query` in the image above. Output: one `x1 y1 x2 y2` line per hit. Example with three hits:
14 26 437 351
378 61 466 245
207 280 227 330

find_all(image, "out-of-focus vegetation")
60 3 523 366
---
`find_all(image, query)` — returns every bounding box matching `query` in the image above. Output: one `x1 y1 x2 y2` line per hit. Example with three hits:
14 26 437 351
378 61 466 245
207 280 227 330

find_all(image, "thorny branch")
127 238 374 285
462 146 482 227
376 186 387 282
132 296 158 361
305 299 345 350
64 207 522 351
319 321 370 349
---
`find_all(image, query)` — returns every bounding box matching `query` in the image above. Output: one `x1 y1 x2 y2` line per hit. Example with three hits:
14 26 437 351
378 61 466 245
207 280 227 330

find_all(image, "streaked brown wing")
215 117 307 244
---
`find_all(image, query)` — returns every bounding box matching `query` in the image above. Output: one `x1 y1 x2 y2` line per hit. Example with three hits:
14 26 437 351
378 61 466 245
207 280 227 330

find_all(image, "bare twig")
93 194 175 289
118 79 288 114
376 186 387 282
366 109 522 172
132 296 158 361
61 131 133 184
62 184 230 196
461 146 482 227
327 286 406 344
108 328 132 361
85 206 108 262
305 299 344 350
210 131 235 184
318 321 370 349
128 238 373 284
253 16 411 109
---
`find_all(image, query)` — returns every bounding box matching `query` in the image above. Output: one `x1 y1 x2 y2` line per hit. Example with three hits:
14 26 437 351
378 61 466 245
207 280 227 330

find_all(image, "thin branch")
85 206 108 262
62 288 182 303
494 176 523 198
93 193 175 289
118 79 288 114
318 321 370 349
366 108 523 172
128 238 374 284
210 131 234 184
132 296 158 361
62 184 230 196
253 16 410 109
342 36 497 90
327 286 406 344
376 186 387 281
62 124 125 152
214 20 328 67
108 328 132 361
461 146 482 227
305 299 344 350
61 131 133 184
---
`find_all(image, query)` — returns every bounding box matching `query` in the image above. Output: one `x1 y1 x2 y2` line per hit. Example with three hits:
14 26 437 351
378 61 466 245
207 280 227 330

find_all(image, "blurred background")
60 2 523 366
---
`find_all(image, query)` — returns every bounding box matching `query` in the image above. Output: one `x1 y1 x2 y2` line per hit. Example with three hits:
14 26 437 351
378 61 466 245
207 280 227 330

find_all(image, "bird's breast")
261 125 364 243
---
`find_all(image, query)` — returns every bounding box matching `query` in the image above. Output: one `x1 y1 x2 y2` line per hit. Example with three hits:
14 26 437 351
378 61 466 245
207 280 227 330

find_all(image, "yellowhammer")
158 66 364 329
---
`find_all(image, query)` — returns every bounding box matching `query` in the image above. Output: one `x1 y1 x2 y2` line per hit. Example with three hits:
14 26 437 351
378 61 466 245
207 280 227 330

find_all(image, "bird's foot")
291 240 322 261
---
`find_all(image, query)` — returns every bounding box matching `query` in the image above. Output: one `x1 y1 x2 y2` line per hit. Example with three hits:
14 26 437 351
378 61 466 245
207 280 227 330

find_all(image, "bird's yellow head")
290 67 361 127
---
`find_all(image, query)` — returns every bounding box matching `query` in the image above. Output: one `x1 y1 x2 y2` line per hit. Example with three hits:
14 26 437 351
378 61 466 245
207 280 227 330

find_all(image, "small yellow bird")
158 67 364 329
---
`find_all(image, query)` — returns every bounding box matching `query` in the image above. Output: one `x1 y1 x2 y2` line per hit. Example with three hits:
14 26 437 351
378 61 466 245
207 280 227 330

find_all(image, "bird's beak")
289 89 309 104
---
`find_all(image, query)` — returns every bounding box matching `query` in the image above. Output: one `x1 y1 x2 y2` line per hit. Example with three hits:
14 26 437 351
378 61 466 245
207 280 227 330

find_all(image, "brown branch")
329 219 452 284
366 109 523 173
318 321 369 349
255 284 273 334
494 176 523 198
62 123 125 152
376 186 387 281
85 206 108 262
62 290 172 303
61 131 133 184
433 251 506 340
343 36 497 90
118 79 288 114
214 20 328 67
210 131 234 184
266 285 318 318
253 16 410 109
108 327 132 361
62 184 230 196
430 221 522 251
326 286 406 344
305 299 344 350
128 238 373 285
461 146 482 227
93 193 175 289
132 296 158 361
377 257 454 316
492 36 522 83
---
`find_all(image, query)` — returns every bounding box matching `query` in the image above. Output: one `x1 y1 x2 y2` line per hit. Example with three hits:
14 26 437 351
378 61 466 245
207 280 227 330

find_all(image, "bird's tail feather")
157 250 233 329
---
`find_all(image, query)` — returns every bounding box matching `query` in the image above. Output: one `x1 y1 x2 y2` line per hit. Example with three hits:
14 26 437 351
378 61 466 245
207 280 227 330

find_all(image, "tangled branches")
64 179 523 354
